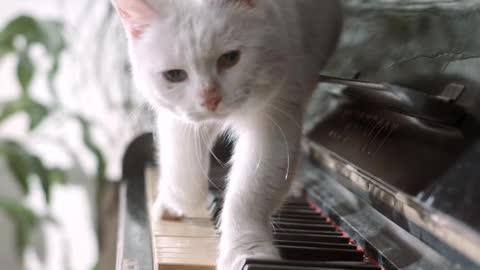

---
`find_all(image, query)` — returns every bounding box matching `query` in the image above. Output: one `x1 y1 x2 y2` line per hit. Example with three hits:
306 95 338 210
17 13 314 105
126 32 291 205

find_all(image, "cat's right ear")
112 0 158 39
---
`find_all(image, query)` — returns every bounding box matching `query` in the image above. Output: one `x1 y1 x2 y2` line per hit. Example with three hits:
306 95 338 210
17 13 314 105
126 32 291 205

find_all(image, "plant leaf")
36 20 66 56
30 156 52 203
0 41 13 58
24 99 49 130
0 16 37 50
0 98 49 130
0 141 32 194
0 199 40 258
47 58 60 101
0 16 65 53
17 51 34 94
75 116 107 193
0 99 26 124
0 141 64 202
48 168 67 185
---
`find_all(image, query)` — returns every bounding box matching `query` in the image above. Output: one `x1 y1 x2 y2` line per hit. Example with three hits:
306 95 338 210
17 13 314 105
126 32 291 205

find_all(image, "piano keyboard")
146 168 218 269
147 168 382 270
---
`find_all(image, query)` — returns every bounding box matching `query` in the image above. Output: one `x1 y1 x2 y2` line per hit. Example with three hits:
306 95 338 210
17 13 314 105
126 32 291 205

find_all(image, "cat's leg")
218 104 303 270
152 114 220 221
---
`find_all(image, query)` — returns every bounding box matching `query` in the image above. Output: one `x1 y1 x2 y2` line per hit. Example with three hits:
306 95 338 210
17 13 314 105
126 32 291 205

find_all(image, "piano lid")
304 75 480 268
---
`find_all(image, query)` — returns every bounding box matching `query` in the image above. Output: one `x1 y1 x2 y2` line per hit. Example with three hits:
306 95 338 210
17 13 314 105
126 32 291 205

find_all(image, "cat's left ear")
112 0 158 39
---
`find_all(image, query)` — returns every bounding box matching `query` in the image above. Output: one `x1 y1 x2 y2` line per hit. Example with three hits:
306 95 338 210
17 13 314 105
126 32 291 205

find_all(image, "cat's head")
113 0 287 122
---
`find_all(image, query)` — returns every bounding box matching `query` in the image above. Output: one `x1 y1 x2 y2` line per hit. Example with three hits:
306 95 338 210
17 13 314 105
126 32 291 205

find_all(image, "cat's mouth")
174 95 250 123
181 111 229 123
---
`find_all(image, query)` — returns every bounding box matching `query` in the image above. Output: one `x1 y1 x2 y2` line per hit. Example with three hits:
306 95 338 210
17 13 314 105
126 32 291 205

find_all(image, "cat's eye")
163 69 188 83
218 50 241 70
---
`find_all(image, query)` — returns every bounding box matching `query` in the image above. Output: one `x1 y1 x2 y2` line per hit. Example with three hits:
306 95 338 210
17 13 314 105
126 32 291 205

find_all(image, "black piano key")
244 264 370 270
282 200 313 205
244 264 332 270
272 217 330 225
272 213 326 221
273 240 357 250
209 200 221 214
278 245 364 261
274 222 336 232
273 229 342 236
212 205 222 220
279 208 317 214
284 198 309 205
281 205 315 211
242 259 381 270
273 233 350 244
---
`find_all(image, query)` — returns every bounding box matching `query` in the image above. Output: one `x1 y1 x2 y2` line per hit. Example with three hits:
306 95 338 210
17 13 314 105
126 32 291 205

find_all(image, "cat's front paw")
217 241 279 270
151 198 184 223
151 189 209 222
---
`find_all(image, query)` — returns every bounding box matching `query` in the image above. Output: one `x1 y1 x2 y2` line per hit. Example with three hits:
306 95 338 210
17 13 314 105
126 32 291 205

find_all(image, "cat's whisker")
200 127 227 169
270 219 279 233
267 103 302 129
190 124 211 193
254 145 263 185
263 112 291 182
199 127 224 190
192 124 221 191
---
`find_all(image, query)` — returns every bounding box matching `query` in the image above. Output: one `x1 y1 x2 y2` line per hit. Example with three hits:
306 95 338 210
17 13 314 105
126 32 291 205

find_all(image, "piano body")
115 74 480 270
111 2 480 268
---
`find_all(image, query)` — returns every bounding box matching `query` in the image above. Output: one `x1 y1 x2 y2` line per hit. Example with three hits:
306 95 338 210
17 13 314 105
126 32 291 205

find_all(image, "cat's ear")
112 0 158 39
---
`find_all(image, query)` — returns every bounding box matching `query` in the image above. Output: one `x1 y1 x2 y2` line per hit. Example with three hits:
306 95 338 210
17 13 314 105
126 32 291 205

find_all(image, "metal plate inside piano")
304 80 480 268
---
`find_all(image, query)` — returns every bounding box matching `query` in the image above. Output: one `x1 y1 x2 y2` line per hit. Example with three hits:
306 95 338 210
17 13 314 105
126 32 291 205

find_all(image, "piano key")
273 240 358 250
244 264 365 270
273 222 337 231
242 259 381 270
277 209 319 215
283 201 311 206
273 214 329 221
211 205 222 221
273 228 343 236
152 217 218 269
282 205 312 211
273 233 351 244
272 217 330 225
277 245 364 261
281 206 315 211
153 218 218 238
207 193 220 206
284 198 310 204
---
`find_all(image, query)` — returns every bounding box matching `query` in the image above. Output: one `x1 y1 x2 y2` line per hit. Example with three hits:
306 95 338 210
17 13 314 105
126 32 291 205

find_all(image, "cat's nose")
201 87 222 111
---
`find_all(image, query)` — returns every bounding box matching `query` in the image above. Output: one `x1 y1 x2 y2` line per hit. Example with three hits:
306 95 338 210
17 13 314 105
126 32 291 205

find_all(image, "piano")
115 75 480 270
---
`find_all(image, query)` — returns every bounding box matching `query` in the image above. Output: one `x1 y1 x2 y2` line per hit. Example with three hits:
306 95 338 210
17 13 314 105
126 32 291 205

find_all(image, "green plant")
0 14 109 266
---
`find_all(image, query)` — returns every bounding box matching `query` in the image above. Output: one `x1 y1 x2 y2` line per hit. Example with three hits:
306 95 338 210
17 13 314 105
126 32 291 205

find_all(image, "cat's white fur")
112 0 342 269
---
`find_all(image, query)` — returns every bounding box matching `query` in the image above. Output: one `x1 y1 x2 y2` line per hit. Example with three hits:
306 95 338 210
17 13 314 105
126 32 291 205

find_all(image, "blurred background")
1 1 480 270
0 1 150 270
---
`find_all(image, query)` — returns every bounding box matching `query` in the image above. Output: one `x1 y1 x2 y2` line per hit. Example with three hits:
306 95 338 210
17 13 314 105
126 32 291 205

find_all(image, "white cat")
112 0 342 269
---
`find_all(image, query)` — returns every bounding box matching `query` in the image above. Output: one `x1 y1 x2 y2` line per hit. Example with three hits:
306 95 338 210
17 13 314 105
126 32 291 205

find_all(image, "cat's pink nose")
204 97 222 111
201 87 222 111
